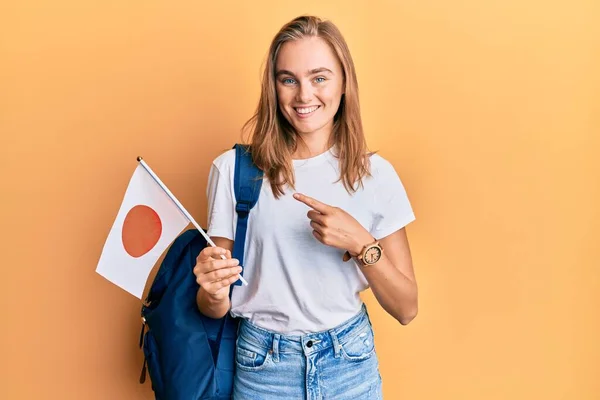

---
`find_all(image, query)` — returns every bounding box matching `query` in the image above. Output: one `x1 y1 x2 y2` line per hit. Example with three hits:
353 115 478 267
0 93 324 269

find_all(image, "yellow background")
1 1 598 399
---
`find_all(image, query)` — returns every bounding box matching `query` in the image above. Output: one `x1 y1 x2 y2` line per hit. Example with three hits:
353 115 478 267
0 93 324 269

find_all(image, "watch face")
364 246 382 264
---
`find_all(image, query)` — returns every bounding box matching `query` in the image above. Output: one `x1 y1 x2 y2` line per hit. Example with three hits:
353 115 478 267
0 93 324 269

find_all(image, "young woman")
193 15 418 399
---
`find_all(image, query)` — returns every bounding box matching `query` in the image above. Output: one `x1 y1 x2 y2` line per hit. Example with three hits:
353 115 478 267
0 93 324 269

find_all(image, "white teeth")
296 106 319 114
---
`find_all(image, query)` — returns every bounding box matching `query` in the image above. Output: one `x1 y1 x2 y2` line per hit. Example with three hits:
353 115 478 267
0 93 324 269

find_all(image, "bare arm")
356 228 418 325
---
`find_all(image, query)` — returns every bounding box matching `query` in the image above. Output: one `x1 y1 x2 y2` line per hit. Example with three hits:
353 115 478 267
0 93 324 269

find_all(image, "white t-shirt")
206 147 415 335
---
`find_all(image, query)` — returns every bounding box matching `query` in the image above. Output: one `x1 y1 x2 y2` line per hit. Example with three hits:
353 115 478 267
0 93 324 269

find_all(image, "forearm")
360 254 418 325
196 287 231 319
347 226 418 325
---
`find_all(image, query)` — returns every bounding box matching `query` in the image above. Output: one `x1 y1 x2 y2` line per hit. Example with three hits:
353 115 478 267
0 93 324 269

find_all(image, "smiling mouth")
294 105 320 116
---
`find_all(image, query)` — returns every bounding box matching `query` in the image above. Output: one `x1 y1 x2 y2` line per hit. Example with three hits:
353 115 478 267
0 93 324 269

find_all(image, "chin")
294 126 316 135
292 121 326 135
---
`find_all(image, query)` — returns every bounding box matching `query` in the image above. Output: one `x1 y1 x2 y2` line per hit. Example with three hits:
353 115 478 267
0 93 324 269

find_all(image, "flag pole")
136 156 248 286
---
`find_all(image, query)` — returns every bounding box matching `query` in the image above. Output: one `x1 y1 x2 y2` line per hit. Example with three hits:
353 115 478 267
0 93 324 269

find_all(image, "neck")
292 125 334 160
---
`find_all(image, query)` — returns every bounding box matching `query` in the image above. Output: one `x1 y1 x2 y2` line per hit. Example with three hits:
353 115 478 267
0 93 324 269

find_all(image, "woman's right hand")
193 246 242 301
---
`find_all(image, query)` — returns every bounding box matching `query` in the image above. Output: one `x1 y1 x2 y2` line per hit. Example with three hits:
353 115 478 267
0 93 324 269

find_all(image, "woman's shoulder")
211 148 237 172
368 152 398 178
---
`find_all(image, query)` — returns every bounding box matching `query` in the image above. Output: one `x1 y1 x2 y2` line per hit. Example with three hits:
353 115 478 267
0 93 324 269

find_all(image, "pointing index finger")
293 193 330 214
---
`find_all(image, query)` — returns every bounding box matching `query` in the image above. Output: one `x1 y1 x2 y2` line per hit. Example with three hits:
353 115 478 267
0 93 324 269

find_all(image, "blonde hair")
242 15 371 198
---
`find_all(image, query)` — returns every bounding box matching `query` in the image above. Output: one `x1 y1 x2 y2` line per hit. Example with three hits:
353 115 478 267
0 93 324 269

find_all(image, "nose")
295 81 313 104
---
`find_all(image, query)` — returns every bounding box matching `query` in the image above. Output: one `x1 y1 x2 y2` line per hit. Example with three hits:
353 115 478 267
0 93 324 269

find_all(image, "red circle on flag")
122 205 162 258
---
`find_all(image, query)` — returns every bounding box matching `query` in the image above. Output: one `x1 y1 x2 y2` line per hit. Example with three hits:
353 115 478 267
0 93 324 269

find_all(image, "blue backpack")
139 144 263 399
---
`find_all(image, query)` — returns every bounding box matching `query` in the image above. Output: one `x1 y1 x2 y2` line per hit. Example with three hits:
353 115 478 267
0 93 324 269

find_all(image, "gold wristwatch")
343 239 383 266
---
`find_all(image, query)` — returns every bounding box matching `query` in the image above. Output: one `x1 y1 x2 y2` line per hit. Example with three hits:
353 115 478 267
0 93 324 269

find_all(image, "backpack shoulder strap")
231 143 263 286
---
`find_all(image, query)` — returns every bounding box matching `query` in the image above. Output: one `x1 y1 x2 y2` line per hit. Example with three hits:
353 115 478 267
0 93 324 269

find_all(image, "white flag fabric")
96 164 189 298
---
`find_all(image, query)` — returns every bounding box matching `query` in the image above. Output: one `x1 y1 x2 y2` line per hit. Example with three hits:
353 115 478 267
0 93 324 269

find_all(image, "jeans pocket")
339 322 376 362
235 335 272 371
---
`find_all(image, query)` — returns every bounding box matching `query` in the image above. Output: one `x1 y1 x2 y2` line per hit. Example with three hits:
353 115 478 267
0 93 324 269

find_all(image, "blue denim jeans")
233 305 383 399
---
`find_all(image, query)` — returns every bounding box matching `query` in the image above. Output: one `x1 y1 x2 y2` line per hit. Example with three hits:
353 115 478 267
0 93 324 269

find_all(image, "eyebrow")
275 67 334 77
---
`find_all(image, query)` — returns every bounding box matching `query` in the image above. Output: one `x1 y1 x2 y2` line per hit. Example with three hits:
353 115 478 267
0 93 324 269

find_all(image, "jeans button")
306 340 313 348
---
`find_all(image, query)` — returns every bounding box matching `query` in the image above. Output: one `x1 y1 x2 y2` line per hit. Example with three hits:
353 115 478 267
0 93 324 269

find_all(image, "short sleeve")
206 162 235 240
370 158 416 239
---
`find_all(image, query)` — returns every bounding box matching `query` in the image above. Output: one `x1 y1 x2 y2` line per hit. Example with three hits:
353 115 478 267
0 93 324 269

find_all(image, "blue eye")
282 78 296 85
315 77 326 83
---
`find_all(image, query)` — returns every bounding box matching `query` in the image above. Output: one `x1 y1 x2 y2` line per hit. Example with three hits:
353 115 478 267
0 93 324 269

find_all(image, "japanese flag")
96 163 189 298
